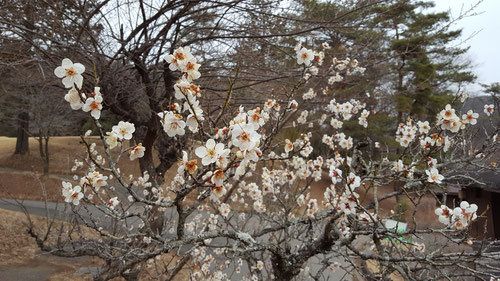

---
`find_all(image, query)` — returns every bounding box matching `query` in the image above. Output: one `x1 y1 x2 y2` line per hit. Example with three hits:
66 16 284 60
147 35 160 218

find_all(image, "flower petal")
54 66 66 78
61 58 73 68
73 63 85 74
202 156 212 166
62 76 74 88
74 75 84 89
206 139 215 149
195 146 207 158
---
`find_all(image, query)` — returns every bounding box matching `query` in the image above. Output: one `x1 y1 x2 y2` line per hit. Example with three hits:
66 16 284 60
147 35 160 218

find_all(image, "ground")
0 136 141 176
0 136 141 202
0 208 93 281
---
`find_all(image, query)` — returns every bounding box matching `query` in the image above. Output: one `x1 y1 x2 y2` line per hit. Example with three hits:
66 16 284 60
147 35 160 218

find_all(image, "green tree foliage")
294 0 476 153
375 0 476 121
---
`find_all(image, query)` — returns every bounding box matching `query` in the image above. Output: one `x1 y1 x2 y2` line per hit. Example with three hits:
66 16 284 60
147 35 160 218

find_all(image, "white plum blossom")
164 46 193 71
435 201 478 229
296 47 314 66
302 88 316 100
211 169 226 186
181 57 201 81
247 108 268 130
330 118 343 129
288 100 298 111
158 111 186 137
427 157 438 169
231 124 260 151
219 203 231 217
82 94 103 119
62 182 83 205
417 120 430 134
105 132 119 149
426 168 444 184
396 120 418 147
435 205 453 225
54 58 85 89
108 197 119 210
484 104 494 116
112 121 135 140
459 92 468 102
64 87 83 110
129 143 145 160
284 139 294 153
462 110 479 125
195 139 226 166
437 104 462 133
329 167 342 184
346 172 361 189
178 151 198 175
86 171 108 190
392 160 405 172
297 110 308 124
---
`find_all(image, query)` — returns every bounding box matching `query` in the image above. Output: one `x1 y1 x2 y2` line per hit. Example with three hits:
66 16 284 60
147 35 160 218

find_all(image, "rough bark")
14 112 29 155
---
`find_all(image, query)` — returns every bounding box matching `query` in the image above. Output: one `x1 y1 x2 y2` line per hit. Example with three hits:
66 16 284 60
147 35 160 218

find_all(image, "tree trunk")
14 112 29 155
271 254 301 281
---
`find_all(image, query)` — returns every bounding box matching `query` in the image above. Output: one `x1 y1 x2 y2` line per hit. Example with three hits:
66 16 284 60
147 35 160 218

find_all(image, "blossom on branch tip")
62 181 83 205
129 143 145 160
296 47 314 66
82 95 103 119
54 58 85 89
462 110 479 125
426 168 444 184
112 121 135 140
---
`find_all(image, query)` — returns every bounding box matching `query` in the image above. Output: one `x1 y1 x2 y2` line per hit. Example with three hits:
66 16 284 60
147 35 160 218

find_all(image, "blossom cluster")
160 46 204 135
435 201 478 229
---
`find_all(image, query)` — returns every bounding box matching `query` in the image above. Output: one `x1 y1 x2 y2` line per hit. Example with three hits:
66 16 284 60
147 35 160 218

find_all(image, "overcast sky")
433 0 500 93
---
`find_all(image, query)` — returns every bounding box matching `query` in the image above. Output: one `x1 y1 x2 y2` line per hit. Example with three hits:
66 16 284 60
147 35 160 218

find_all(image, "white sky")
433 0 500 93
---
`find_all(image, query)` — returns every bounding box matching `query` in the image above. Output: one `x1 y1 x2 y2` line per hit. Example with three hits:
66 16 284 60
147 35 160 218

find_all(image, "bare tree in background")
0 59 80 174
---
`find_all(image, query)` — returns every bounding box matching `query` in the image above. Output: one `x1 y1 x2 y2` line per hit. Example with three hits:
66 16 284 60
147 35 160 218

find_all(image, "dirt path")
0 167 74 181
0 256 90 281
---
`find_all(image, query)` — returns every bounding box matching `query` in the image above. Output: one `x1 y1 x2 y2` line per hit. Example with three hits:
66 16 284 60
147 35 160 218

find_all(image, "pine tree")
375 0 476 122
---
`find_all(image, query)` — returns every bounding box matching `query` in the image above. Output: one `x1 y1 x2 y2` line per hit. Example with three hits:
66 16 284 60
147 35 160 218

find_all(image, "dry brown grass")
0 136 141 176
0 172 65 202
0 136 144 202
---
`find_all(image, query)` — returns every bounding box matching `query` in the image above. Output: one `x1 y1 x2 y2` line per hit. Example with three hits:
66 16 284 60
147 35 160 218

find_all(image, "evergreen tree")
374 0 476 121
